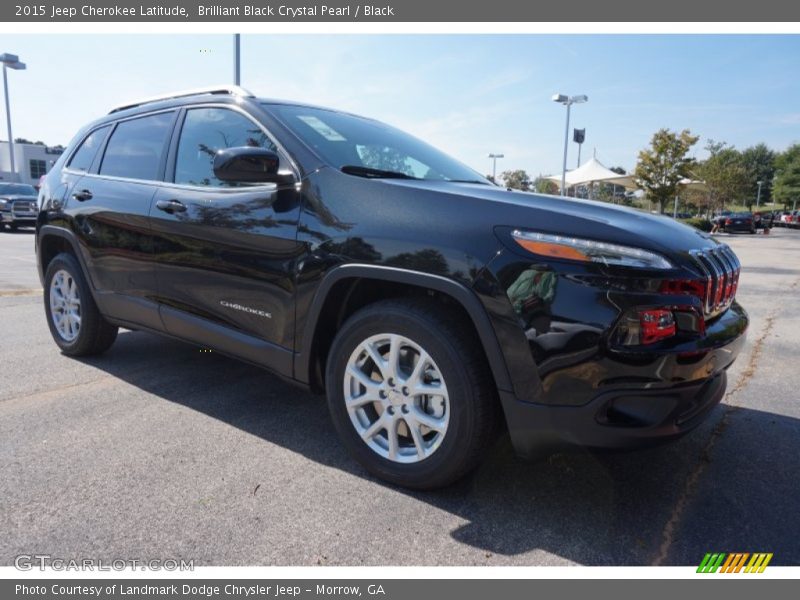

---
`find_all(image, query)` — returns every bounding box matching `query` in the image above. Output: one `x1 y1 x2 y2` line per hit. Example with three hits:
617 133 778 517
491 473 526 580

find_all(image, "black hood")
380 179 719 259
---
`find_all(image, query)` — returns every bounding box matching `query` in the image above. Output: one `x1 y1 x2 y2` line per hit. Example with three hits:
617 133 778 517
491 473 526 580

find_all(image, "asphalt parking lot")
1 225 798 566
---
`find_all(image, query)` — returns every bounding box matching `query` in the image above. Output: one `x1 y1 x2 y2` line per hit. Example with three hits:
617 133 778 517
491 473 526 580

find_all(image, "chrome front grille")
689 245 741 317
11 201 36 216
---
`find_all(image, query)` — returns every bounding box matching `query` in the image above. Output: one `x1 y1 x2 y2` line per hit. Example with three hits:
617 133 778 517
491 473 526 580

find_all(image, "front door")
149 106 303 371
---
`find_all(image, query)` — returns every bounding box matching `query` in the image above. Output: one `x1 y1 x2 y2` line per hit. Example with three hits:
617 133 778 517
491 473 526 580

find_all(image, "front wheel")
325 298 497 489
43 253 118 356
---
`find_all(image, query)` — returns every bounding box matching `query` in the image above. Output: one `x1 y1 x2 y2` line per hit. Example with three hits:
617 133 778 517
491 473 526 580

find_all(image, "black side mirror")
213 147 294 185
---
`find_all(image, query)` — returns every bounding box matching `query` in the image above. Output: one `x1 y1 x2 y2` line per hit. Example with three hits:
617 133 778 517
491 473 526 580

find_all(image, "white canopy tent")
678 178 707 191
546 156 637 196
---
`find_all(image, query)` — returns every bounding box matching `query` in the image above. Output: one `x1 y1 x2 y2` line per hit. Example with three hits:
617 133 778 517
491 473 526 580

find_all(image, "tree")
698 141 749 212
532 175 559 195
501 169 532 191
740 143 776 206
359 145 414 176
773 144 800 208
635 129 699 213
14 138 50 146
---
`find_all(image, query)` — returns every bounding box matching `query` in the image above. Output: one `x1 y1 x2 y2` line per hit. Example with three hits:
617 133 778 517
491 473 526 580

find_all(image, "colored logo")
697 552 773 573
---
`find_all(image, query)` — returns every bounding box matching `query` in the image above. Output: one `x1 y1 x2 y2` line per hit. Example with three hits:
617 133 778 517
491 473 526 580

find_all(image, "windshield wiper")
340 165 419 180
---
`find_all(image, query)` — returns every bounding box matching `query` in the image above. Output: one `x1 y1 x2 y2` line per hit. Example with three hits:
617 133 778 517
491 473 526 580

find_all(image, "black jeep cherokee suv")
37 86 748 489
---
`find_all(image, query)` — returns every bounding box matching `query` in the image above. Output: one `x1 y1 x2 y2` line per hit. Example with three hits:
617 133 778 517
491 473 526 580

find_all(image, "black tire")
325 298 497 490
9 223 18 232
43 252 118 356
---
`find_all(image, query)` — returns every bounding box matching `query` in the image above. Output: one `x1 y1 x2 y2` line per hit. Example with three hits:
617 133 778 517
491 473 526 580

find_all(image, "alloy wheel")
343 333 450 463
49 269 82 342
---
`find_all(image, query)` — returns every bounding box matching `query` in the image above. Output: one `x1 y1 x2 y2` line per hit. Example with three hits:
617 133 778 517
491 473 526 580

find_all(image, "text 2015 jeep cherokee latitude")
36 86 748 489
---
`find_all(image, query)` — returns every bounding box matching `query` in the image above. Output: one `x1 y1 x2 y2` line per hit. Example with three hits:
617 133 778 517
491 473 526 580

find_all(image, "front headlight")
511 229 674 270
0 198 9 208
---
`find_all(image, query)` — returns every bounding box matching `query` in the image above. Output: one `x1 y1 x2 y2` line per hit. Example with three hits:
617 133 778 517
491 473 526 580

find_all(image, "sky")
2 34 799 178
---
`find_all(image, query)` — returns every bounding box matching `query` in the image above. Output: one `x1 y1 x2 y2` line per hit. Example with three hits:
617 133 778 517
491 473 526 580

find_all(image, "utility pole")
488 153 504 183
552 94 588 196
233 34 241 85
1 53 26 181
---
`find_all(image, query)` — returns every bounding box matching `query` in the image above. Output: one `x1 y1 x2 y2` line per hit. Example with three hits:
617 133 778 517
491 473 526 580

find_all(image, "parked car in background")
0 183 39 231
719 212 756 234
711 210 732 225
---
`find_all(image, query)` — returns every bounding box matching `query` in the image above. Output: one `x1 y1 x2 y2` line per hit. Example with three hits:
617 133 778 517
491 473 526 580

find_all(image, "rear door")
149 105 303 370
64 110 177 329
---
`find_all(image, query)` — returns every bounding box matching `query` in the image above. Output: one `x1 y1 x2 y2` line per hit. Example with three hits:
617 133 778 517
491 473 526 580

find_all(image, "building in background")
0 140 63 186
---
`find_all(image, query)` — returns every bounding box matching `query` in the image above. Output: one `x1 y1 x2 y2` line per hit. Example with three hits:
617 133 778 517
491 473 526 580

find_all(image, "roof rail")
108 85 255 114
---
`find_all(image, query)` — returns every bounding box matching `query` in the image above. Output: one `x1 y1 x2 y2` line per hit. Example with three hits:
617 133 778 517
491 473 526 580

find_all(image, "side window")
67 126 110 172
174 108 278 187
99 112 174 181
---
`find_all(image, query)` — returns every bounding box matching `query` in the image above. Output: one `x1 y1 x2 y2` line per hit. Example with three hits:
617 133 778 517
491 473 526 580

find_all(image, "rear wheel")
43 253 118 356
325 298 497 489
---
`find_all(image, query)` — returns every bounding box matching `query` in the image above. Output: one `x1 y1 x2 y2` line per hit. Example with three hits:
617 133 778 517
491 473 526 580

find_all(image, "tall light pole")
552 93 588 196
1 53 26 182
233 34 241 85
488 153 504 182
756 180 763 208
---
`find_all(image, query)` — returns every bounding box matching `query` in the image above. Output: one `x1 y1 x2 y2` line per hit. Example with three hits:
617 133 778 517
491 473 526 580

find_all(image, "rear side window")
173 107 278 187
67 126 110 172
100 112 174 181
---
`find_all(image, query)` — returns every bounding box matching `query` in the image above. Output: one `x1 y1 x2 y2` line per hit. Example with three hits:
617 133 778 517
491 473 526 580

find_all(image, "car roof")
80 91 367 138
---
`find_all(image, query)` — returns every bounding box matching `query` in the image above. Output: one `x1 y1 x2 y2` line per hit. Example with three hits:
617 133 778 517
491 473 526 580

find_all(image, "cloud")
776 113 800 125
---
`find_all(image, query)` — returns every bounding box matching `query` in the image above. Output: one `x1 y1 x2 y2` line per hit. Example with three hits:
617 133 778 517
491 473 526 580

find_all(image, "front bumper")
500 304 747 458
1 211 36 225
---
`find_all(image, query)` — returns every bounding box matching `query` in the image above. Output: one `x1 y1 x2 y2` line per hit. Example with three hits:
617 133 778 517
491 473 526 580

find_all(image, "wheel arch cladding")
37 226 93 289
295 265 514 395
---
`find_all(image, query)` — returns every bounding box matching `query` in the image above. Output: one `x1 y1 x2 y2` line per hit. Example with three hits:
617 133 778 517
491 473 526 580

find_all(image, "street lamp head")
488 153 504 159
0 53 25 69
553 93 588 106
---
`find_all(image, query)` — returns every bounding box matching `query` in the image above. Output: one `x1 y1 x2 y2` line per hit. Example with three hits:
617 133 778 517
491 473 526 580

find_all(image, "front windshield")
266 103 488 183
0 183 37 196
